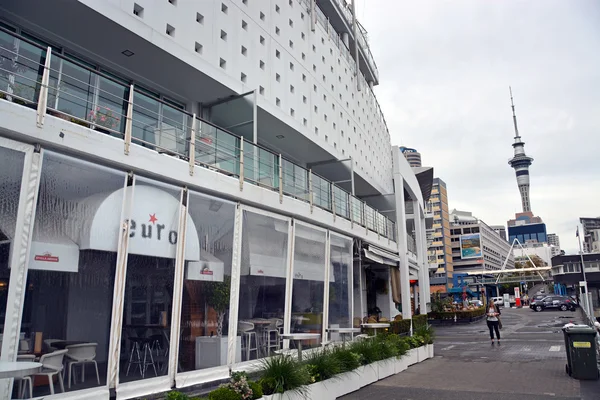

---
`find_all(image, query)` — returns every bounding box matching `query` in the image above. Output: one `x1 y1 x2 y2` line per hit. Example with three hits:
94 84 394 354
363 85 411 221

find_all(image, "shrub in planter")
384 334 409 357
305 348 341 382
330 346 361 373
259 355 310 396
248 381 263 400
221 372 253 400
390 319 411 335
349 337 383 365
208 387 241 400
412 314 427 329
414 325 435 345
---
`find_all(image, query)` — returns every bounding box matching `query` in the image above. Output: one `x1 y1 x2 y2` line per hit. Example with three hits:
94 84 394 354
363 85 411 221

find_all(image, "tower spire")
507 87 534 213
509 86 520 138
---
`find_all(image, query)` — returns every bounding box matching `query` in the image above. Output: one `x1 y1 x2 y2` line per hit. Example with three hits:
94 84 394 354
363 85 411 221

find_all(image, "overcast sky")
354 0 600 253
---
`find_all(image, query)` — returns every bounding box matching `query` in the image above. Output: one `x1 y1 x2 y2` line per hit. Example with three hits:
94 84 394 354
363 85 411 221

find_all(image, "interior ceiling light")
121 49 135 57
276 135 285 139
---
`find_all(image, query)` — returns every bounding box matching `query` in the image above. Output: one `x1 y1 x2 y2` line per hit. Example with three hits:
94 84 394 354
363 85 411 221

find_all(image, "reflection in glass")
178 192 235 372
237 211 288 361
0 147 25 340
120 179 181 383
290 224 326 349
328 235 353 342
22 152 124 396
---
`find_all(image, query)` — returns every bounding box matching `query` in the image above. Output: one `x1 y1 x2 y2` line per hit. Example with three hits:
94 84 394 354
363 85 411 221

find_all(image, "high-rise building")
427 178 454 292
400 146 422 167
490 225 507 241
547 233 561 257
580 217 600 254
507 88 534 213
0 1 432 397
507 212 547 244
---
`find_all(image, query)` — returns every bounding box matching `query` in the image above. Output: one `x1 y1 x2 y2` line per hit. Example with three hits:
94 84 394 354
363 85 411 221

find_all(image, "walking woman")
486 301 501 344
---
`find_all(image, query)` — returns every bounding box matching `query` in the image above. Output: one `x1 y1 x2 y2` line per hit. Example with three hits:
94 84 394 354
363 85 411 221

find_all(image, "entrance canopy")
363 245 399 267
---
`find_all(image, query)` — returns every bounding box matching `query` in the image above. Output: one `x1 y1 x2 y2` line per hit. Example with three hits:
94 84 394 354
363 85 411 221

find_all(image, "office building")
449 210 515 294
0 1 430 398
507 211 547 244
551 253 600 318
490 225 507 241
580 217 600 254
547 233 561 257
513 242 556 267
400 146 422 167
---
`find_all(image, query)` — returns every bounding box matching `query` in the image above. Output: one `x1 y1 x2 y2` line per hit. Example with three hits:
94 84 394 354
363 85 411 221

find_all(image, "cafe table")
326 327 361 347
0 361 42 379
360 323 390 337
279 333 320 362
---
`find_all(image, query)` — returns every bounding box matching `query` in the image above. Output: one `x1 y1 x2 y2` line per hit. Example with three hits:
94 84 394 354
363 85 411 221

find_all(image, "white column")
342 32 349 47
413 202 428 313
392 174 412 319
227 204 244 366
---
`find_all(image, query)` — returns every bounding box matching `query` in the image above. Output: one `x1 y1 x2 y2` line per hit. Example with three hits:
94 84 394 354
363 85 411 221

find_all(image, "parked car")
530 294 546 304
530 295 575 312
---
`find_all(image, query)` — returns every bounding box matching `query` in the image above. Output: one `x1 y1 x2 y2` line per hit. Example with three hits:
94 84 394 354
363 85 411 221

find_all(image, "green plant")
414 325 435 344
349 337 384 365
383 334 409 357
247 381 263 400
208 387 241 400
166 392 190 400
258 355 310 395
330 347 361 373
205 275 231 337
220 371 253 400
88 106 121 130
304 348 341 382
390 319 412 335
376 334 399 360
412 314 428 329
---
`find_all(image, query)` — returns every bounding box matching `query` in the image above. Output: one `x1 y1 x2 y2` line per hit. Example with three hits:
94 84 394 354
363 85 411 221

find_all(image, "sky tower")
507 87 534 213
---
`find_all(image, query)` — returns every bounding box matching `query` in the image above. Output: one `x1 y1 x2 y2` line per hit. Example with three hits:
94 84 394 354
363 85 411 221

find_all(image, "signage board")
29 241 79 272
460 233 482 259
503 293 510 308
514 287 521 307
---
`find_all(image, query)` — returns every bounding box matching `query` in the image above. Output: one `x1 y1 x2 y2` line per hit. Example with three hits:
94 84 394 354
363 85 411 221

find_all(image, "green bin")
562 325 599 380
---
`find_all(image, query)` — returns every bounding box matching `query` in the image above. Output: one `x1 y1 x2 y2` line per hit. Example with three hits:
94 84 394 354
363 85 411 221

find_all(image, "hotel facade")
0 0 429 398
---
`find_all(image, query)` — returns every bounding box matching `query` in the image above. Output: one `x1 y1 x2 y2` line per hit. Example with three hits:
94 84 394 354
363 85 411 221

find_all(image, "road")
340 307 599 400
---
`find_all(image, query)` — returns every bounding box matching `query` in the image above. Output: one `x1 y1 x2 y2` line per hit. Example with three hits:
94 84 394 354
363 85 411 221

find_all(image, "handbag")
498 317 503 329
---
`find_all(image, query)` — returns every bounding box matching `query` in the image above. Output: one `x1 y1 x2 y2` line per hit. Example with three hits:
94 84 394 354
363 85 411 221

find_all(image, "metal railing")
0 28 396 243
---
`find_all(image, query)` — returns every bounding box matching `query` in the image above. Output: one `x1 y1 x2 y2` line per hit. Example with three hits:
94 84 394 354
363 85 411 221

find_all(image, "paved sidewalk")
340 307 600 400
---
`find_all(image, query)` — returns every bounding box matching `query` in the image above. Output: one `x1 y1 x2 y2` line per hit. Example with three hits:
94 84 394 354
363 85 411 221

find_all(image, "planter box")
324 371 360 398
356 364 378 388
416 345 428 362
375 359 395 380
195 336 241 369
394 356 409 374
427 343 434 359
405 349 419 366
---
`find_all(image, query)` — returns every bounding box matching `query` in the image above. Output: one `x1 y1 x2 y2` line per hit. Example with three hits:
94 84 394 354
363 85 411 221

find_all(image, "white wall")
78 0 394 194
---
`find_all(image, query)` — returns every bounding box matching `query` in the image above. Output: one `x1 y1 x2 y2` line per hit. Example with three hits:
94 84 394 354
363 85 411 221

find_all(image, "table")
326 327 361 347
0 361 42 379
361 323 390 337
52 341 86 350
280 333 320 362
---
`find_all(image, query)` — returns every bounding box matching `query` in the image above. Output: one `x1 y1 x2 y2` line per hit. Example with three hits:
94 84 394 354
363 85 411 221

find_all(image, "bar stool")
126 337 157 378
238 321 258 361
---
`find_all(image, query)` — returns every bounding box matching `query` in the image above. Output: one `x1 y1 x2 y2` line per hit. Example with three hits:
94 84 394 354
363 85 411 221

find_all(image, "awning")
363 245 400 267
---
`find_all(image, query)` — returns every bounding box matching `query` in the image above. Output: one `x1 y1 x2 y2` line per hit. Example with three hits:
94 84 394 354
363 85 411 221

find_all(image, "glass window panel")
159 102 189 155
290 224 325 349
238 211 288 361
0 33 46 104
328 235 353 341
55 57 96 122
95 75 129 134
23 151 125 395
178 192 236 372
0 147 25 340
120 178 181 383
132 90 160 149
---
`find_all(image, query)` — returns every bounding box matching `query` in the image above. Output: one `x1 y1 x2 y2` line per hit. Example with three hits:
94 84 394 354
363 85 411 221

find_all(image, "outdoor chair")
65 342 100 389
33 349 68 395
15 354 36 398
238 321 258 361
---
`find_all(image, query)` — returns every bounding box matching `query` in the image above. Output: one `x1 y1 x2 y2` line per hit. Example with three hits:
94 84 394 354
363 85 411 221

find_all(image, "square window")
259 86 265 95
276 27 280 35
242 20 248 30
241 46 247 56
221 3 228 14
314 105 318 113
302 53 306 60
195 42 203 54
133 3 144 17
168 0 176 5
260 35 265 45
260 12 265 21
290 85 294 93
243 0 247 4
290 108 295 117
304 118 308 126
303 96 307 103
322 56 325 63
220 30 227 41
325 135 328 141
289 19 293 27
330 48 333 55
312 45 316 52
166 24 175 36
219 58 226 69
260 60 265 69
313 65 316 72
289 40 294 48
302 74 306 82
289 62 294 71
289 0 293 6
301 12 305 20
196 13 204 24
301 32 305 40
241 72 247 83
276 73 281 82
276 50 280 58
323 94 326 101
276 5 280 13
321 37 325 44
313 84 317 92
276 98 281 106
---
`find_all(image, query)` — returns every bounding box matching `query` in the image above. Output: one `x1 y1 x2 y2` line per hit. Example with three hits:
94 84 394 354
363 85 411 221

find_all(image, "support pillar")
342 32 349 47
414 202 429 313
392 174 412 320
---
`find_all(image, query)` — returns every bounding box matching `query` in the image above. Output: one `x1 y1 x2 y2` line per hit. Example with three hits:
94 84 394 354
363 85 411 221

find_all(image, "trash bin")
562 325 599 380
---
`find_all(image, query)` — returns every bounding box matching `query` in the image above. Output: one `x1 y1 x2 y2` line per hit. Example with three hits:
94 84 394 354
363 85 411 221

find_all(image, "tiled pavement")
340 307 600 400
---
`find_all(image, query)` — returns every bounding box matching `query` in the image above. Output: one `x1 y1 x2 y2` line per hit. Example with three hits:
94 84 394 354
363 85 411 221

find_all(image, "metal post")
331 183 336 221
188 114 196 176
349 156 355 196
351 0 361 91
279 154 283 203
577 229 593 319
239 137 244 191
36 47 52 127
310 0 316 32
124 84 134 155
308 168 313 212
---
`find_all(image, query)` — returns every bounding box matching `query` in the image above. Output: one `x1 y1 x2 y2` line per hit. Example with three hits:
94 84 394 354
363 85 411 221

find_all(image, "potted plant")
206 275 231 337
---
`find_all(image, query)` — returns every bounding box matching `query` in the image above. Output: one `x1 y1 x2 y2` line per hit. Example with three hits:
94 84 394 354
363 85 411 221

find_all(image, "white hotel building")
0 0 429 398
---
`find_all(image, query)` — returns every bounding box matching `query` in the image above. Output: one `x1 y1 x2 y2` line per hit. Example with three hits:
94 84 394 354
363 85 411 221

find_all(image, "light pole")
576 226 593 319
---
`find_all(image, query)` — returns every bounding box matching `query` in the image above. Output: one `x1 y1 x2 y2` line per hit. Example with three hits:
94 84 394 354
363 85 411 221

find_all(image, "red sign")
200 266 213 275
34 253 59 262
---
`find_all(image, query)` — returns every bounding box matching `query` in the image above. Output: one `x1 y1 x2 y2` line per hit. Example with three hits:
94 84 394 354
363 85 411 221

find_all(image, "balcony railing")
0 28 396 242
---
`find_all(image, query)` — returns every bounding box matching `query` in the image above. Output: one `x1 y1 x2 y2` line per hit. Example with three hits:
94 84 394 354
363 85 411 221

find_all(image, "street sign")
514 287 521 307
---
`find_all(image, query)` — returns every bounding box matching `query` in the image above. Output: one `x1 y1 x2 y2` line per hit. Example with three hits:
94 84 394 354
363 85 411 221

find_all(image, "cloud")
356 0 600 252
